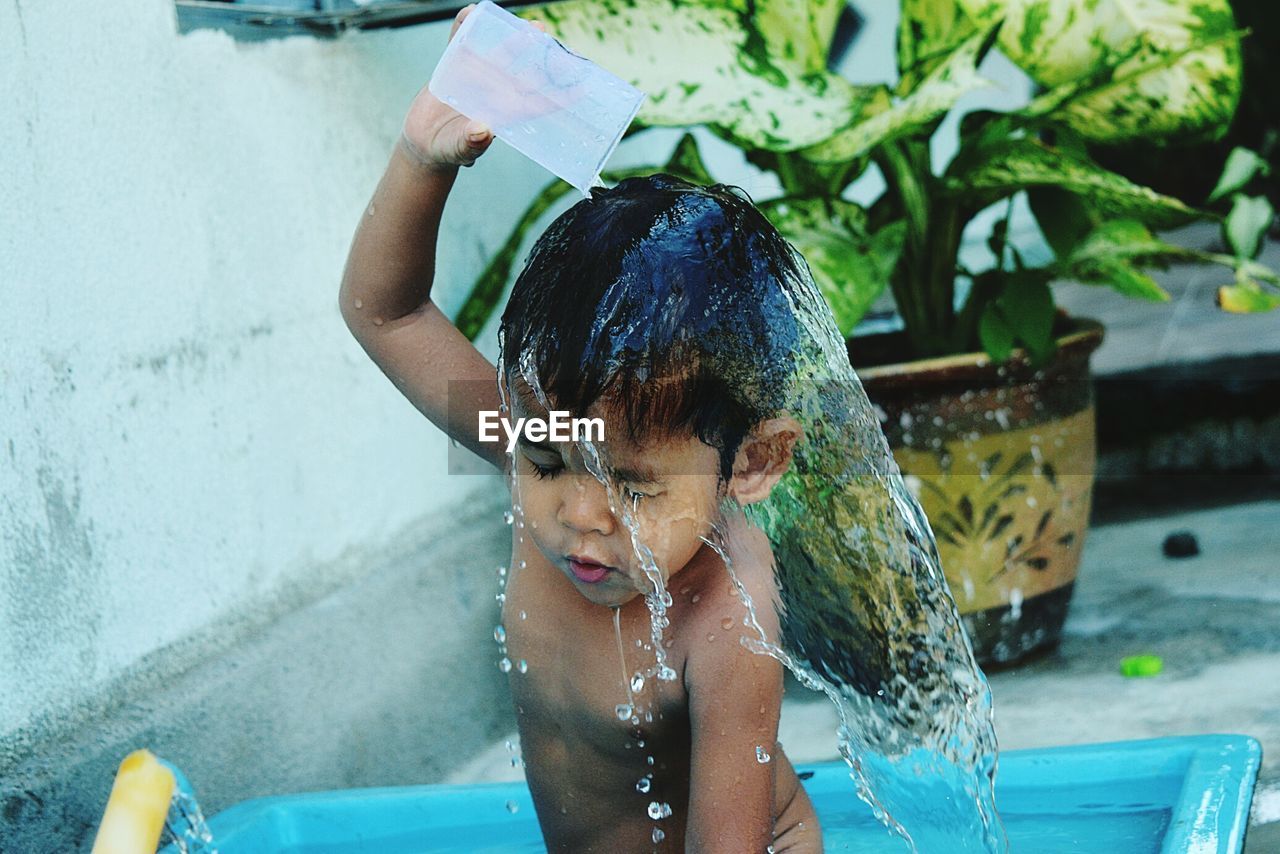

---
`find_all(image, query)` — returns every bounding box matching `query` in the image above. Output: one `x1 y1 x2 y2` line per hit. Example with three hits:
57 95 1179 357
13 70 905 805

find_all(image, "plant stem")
877 138 962 358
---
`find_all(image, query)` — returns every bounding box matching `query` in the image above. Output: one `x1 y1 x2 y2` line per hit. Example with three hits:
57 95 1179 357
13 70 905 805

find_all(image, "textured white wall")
0 0 667 744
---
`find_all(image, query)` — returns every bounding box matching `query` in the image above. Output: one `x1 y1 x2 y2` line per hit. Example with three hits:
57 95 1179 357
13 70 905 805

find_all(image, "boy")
340 7 821 850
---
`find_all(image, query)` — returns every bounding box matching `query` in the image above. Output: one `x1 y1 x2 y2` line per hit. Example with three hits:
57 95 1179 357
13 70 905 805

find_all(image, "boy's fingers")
459 121 493 166
448 3 474 41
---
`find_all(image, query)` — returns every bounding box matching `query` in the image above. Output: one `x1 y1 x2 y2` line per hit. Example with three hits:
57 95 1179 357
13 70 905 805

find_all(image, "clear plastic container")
428 0 645 196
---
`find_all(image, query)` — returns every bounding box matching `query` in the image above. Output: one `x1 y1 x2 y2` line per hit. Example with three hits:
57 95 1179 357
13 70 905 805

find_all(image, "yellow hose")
91 750 176 854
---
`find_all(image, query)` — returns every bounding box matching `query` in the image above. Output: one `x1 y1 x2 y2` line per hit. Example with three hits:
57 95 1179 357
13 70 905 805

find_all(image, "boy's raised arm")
339 6 519 472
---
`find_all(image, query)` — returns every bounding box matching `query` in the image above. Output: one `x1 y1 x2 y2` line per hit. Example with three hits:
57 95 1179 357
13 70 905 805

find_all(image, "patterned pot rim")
849 316 1106 390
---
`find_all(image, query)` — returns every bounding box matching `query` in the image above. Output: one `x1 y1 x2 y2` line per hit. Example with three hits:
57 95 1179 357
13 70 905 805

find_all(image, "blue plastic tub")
165 735 1260 853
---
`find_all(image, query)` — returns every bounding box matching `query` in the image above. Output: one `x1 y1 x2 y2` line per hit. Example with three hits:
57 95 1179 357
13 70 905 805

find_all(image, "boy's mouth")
567 555 613 584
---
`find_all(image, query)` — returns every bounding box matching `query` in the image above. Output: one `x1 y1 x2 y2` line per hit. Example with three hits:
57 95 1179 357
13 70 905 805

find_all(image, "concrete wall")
0 1 658 848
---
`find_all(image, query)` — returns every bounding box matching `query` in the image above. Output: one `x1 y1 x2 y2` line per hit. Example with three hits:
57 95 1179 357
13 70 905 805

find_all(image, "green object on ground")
1120 655 1164 678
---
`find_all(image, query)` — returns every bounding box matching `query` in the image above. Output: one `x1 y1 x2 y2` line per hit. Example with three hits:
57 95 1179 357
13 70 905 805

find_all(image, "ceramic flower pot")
848 316 1105 666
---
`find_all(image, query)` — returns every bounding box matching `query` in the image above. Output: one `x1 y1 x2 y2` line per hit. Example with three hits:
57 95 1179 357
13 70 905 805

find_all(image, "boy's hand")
400 5 549 170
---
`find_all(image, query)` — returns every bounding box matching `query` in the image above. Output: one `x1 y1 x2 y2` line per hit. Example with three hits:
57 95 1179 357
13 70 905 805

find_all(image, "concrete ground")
453 500 1280 851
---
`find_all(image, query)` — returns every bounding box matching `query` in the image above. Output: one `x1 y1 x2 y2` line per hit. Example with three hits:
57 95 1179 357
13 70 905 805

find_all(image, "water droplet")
518 560 526 569
519 610 527 620
657 665 677 682
755 745 771 763
637 739 645 748
647 801 664 820
503 510 514 525
353 298 363 309
691 593 701 603
646 755 655 766
506 800 519 814
497 565 508 579
505 740 515 751
630 672 646 693
518 659 528 673
498 657 513 673
365 204 375 217
636 777 651 793
494 625 507 643
720 617 734 630
706 633 715 642
372 317 385 327
495 592 506 605
616 703 633 721
652 827 665 843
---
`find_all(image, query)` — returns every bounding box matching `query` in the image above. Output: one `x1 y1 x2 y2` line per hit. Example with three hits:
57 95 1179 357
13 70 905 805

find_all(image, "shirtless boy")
340 7 822 850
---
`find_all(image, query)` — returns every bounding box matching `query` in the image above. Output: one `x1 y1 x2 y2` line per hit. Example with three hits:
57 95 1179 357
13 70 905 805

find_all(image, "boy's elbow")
337 284 372 343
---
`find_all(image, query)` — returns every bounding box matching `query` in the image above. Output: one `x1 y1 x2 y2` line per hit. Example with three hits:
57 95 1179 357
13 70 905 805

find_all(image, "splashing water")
158 760 218 854
494 176 1005 850
511 350 681 689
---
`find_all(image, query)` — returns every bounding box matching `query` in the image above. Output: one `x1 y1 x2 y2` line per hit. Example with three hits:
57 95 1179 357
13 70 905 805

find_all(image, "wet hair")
499 174 803 482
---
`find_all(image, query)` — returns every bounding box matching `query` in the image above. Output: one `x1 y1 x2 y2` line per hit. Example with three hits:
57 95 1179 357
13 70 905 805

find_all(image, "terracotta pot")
848 316 1105 666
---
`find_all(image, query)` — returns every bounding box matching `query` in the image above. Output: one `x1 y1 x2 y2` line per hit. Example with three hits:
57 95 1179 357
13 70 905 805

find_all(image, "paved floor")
1051 226 1280 376
453 500 1280 850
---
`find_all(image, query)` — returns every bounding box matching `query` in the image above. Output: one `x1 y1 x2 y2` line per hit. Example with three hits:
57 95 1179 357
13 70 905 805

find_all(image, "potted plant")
454 0 1279 665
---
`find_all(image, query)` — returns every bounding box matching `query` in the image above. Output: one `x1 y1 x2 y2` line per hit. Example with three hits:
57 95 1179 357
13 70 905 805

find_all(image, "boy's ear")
727 417 802 506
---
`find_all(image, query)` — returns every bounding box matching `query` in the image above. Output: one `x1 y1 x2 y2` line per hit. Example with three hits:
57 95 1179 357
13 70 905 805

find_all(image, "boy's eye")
522 451 563 479
623 485 653 502
530 461 561 479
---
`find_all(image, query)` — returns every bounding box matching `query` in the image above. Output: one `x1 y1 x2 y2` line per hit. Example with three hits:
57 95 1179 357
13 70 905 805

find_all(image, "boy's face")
509 383 725 608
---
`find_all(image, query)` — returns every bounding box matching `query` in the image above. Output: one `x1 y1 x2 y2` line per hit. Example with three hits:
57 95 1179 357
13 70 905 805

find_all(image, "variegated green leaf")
522 0 873 152
1218 278 1280 312
1208 146 1270 203
947 137 1200 227
754 0 845 75
897 0 1002 94
1051 219 1194 300
1052 220 1280 307
978 303 1015 361
801 29 993 164
760 198 905 336
1224 194 1275 260
663 132 716 186
983 0 1242 143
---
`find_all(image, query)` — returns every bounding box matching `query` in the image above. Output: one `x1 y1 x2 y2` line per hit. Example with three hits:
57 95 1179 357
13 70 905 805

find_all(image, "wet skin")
498 391 821 852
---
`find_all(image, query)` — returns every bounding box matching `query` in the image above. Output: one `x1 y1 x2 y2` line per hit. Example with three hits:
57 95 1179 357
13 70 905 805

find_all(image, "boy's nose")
556 474 616 536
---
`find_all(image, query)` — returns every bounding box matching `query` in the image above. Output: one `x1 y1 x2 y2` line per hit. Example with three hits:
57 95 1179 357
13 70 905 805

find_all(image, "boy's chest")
499 552 690 757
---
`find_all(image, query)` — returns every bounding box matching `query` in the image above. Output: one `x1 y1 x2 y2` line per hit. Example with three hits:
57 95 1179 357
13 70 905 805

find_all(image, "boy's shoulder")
673 525 782 687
